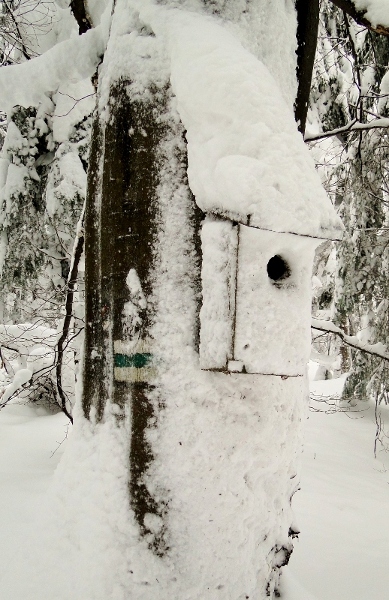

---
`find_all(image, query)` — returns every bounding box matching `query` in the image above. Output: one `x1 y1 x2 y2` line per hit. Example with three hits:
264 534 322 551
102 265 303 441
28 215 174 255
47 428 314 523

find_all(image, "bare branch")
2 0 31 60
305 118 389 141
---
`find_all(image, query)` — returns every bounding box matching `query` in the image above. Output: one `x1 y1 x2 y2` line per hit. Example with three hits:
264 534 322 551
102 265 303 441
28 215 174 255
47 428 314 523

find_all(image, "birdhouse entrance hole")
267 255 290 283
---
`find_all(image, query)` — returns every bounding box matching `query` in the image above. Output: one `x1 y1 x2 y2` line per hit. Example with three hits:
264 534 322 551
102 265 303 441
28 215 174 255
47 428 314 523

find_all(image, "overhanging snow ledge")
140 4 343 242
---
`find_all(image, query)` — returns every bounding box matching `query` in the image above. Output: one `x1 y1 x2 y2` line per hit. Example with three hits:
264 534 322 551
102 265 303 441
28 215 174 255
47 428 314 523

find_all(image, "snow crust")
199 217 237 370
199 221 317 376
234 227 316 375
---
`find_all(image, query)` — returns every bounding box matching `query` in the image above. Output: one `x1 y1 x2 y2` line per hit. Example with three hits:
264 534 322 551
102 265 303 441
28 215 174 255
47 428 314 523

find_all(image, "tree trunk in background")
295 0 320 134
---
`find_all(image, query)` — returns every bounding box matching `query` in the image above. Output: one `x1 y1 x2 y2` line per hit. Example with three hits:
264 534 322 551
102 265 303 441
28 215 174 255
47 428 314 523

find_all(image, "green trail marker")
114 352 153 369
113 340 156 383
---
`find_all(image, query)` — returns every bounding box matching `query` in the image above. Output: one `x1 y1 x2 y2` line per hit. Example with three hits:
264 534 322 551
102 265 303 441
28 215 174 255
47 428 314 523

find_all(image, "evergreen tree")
0 0 93 411
309 1 389 404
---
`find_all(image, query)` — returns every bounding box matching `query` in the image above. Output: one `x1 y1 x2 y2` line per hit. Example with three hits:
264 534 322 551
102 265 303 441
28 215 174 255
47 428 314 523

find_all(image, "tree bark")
83 80 188 554
81 3 311 596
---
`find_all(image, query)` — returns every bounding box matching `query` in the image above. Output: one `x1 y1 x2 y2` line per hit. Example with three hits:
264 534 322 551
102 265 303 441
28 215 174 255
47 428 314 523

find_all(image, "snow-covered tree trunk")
78 1 343 598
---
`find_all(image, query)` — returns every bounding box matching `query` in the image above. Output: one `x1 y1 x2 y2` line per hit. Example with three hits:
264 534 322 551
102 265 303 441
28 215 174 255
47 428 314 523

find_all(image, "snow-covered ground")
0 372 388 599
285 375 389 600
0 402 68 594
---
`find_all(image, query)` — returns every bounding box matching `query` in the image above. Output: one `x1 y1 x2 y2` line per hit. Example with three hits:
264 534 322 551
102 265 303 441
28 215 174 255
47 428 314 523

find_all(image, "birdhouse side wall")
199 217 238 370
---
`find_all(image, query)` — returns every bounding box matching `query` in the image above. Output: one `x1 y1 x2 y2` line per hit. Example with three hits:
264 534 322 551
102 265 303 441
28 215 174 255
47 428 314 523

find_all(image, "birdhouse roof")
150 8 343 241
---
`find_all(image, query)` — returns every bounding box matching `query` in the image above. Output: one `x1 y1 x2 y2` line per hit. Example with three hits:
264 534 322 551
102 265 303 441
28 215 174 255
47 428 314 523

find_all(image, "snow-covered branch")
329 0 389 35
305 118 389 141
311 318 389 362
0 19 108 112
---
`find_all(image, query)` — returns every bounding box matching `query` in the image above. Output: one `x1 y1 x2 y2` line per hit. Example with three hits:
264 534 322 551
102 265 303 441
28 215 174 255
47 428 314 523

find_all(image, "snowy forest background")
2 0 389 421
1 0 389 598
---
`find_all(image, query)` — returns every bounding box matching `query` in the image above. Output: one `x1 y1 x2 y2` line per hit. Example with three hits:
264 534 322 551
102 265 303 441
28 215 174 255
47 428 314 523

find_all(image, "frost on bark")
84 83 157 418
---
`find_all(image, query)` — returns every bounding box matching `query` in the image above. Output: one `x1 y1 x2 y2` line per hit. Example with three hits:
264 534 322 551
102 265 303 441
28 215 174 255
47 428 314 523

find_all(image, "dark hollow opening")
267 255 291 282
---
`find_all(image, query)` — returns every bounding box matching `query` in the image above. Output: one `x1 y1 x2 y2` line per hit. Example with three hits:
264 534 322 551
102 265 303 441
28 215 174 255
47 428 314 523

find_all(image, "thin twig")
55 205 85 424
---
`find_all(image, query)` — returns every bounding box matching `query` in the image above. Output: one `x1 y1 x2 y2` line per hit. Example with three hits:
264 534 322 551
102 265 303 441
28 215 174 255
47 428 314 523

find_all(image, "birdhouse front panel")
199 219 317 375
233 226 316 375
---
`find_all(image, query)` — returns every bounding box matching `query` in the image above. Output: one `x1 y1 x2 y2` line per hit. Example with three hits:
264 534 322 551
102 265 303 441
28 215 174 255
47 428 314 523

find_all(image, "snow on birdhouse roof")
142 5 344 241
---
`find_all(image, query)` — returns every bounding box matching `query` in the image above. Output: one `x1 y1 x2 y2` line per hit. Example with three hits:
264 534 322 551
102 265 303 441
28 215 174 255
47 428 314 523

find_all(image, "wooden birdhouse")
199 208 342 376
